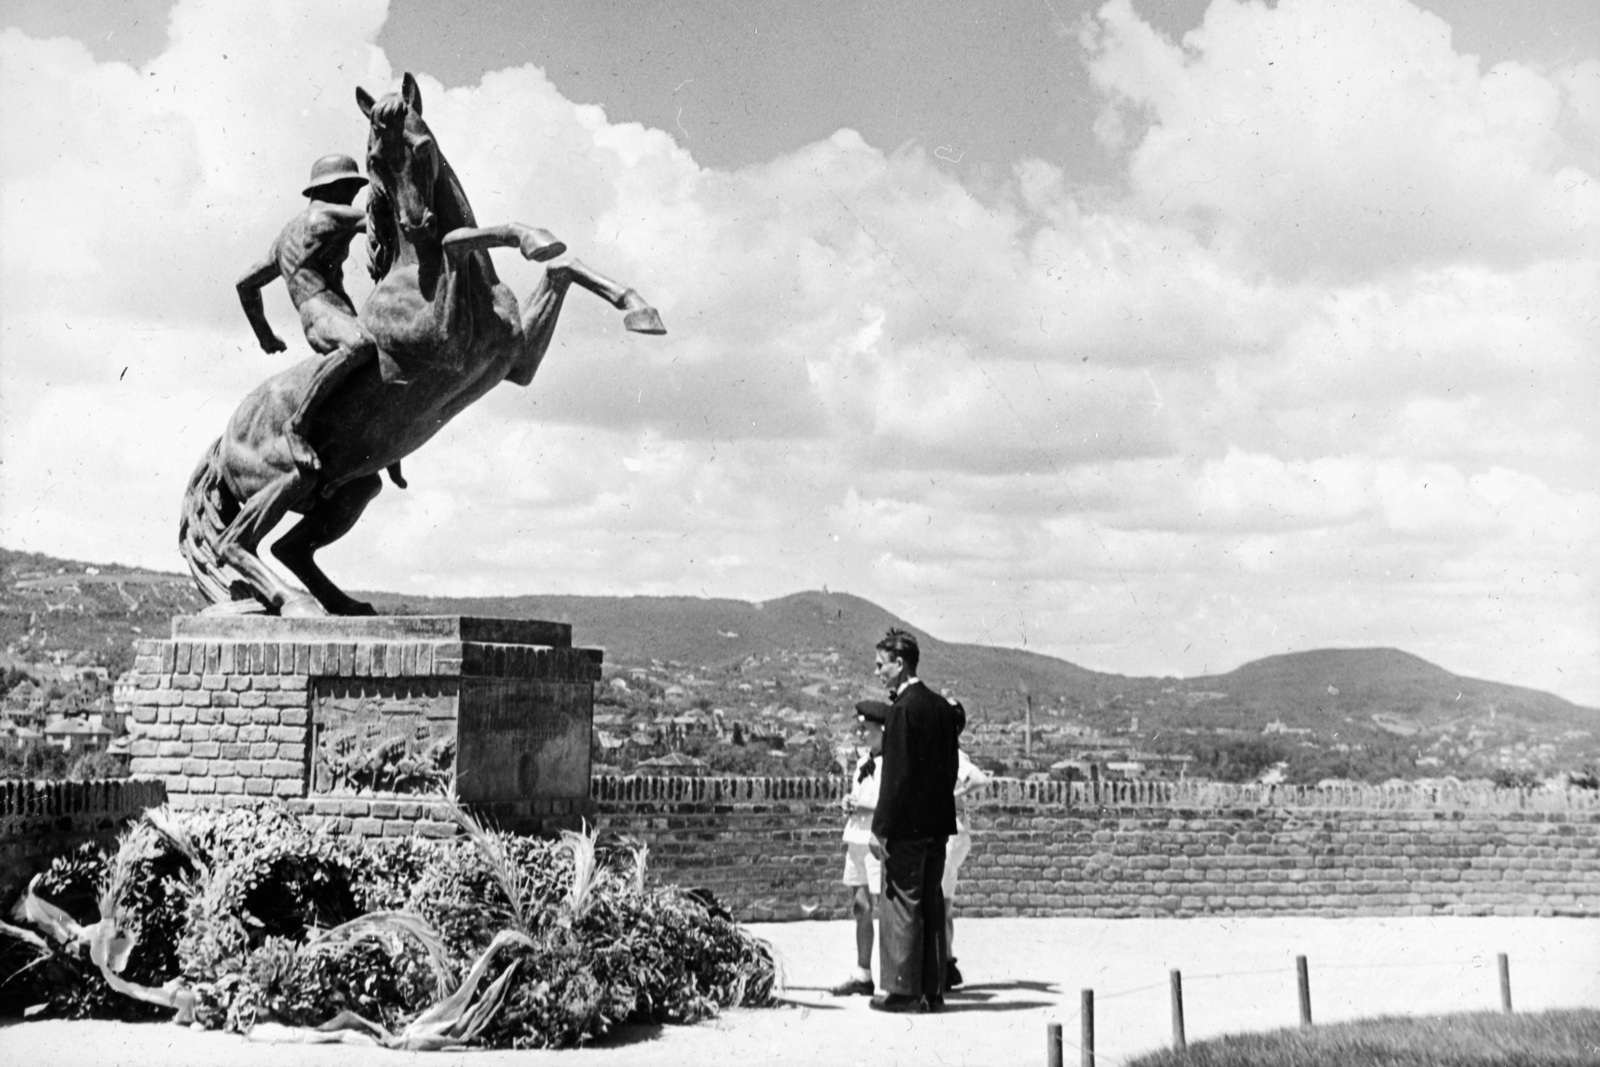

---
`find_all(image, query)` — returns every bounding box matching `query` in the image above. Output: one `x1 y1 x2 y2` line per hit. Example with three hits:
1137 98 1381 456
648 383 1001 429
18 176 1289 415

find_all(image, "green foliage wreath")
2 802 775 1049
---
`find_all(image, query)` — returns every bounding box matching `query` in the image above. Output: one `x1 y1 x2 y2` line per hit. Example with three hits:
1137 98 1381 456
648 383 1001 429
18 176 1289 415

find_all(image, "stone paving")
3 916 1596 1066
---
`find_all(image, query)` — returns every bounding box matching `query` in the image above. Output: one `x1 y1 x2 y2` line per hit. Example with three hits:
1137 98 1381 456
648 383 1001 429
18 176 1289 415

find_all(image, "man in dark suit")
868 628 965 1013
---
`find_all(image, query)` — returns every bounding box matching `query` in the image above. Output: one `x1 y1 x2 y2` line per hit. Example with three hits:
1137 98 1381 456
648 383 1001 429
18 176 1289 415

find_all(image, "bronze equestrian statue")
180 74 664 615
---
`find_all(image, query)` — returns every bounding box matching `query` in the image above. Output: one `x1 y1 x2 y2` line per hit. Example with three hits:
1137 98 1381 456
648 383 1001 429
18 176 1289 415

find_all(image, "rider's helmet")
302 154 369 198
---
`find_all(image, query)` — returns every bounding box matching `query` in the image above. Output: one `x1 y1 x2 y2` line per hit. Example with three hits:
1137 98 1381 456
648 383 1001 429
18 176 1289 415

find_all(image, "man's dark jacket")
871 681 966 841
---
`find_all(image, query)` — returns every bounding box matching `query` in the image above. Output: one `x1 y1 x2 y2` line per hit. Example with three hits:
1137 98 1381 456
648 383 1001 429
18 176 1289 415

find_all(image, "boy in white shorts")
830 700 887 996
943 743 988 990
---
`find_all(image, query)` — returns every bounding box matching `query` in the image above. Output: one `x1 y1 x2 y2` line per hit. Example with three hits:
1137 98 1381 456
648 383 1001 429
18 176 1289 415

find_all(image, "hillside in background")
364 589 1596 742
4 547 1595 779
1201 648 1588 731
0 548 204 674
366 587 1120 706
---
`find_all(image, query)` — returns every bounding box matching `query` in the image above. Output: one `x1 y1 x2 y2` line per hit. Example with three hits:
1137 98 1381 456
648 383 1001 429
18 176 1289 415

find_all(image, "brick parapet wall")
0 778 168 906
588 776 1600 922
8 775 1595 924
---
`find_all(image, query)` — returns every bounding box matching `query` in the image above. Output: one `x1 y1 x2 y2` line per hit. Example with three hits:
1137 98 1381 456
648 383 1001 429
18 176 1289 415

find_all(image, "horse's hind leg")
284 340 377 471
270 474 383 616
214 468 324 616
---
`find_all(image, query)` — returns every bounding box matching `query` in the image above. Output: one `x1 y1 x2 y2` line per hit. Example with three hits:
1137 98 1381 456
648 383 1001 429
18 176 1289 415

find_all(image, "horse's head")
357 74 444 277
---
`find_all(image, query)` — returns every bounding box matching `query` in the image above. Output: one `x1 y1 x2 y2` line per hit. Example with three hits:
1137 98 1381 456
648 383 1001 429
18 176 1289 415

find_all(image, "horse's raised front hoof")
519 228 567 262
623 306 666 335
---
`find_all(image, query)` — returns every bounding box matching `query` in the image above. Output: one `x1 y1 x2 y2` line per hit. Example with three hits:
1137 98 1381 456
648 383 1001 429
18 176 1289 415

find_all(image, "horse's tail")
178 438 245 607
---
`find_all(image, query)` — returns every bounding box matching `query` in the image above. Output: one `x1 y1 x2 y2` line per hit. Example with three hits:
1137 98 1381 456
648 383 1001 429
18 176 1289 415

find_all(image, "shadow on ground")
777 977 1060 1014
940 979 1059 1013
575 1021 666 1049
956 980 1059 995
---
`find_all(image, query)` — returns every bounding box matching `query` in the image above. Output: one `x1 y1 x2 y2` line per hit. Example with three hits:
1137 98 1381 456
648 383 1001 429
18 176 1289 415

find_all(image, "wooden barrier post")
1082 989 1095 1067
1170 969 1187 1050
1046 1021 1063 1067
1499 953 1512 1013
1296 955 1312 1028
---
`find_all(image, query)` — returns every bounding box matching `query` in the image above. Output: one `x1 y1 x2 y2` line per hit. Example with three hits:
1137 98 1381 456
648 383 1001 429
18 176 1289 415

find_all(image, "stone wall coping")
12 775 1590 819
171 615 573 647
589 774 1600 813
123 636 602 681
0 778 167 818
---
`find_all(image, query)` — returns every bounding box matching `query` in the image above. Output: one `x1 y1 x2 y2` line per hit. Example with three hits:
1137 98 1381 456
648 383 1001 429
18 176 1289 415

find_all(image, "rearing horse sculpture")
179 74 664 615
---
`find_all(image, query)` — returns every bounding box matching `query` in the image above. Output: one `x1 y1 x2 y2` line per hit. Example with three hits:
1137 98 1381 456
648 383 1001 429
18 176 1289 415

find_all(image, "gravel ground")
3 916 1596 1067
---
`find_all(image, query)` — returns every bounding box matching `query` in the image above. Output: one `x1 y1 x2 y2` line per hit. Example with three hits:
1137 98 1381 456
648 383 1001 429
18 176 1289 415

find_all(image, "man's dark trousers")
879 836 949 998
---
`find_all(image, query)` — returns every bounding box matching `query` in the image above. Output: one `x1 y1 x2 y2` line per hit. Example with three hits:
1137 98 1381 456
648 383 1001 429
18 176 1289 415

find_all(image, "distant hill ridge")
373 588 1596 732
3 549 1594 743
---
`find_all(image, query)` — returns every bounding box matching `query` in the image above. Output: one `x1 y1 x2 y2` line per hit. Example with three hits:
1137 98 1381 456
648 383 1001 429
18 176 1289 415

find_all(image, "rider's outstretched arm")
317 203 368 233
236 255 287 354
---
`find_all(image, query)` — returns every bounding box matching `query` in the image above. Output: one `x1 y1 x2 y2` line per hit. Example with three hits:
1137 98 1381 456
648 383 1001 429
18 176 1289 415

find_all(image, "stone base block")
120 616 601 836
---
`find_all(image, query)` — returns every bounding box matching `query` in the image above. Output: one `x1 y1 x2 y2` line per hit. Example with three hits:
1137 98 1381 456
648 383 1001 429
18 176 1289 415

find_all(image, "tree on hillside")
69 748 128 779
1185 738 1284 783
1282 742 1420 784
1490 768 1543 790
0 741 74 779
1 666 39 696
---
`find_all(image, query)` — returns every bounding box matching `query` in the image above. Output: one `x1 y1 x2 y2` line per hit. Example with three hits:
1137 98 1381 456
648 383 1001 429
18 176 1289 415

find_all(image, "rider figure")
236 154 404 485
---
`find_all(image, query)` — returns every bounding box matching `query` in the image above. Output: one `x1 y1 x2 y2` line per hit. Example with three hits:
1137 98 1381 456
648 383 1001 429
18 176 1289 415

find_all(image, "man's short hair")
875 628 919 674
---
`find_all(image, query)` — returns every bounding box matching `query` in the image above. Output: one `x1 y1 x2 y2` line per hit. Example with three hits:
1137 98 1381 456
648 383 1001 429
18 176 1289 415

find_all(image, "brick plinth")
120 615 601 835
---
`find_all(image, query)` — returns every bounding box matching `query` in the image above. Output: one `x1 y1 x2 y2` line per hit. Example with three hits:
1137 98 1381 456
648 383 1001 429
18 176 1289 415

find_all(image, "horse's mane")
434 158 476 234
365 179 396 281
364 95 403 281
365 93 479 283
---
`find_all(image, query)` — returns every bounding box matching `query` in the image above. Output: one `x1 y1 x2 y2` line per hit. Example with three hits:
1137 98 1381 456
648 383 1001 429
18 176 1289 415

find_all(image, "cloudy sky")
2 0 1596 704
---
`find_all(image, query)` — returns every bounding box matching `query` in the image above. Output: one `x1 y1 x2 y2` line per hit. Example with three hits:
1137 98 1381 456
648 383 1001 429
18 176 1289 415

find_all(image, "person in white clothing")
829 700 888 996
942 743 988 990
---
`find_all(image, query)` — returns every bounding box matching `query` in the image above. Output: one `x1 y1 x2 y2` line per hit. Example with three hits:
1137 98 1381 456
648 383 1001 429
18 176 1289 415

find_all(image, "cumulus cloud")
1082 0 1600 278
0 0 1594 705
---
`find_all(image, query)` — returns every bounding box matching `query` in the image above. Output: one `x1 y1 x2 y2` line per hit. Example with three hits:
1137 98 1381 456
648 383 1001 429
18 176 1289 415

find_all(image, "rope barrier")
1093 981 1170 1002
1182 965 1298 980
1315 958 1494 971
1041 950 1520 1065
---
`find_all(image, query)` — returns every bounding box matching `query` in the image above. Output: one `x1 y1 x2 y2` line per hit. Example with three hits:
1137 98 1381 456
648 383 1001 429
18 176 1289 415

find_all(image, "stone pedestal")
120 616 602 835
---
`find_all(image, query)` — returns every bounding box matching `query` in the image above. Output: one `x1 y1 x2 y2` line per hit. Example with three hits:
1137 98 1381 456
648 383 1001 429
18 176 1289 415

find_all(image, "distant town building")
42 713 114 753
634 751 709 777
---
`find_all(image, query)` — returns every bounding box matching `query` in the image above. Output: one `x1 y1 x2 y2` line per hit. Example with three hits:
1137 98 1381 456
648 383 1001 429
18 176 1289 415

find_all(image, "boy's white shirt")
843 747 881 844
847 747 986 843
952 748 989 836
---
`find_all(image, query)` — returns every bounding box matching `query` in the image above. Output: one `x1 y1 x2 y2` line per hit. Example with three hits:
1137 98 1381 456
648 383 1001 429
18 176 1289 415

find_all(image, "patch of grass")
1128 1010 1600 1067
